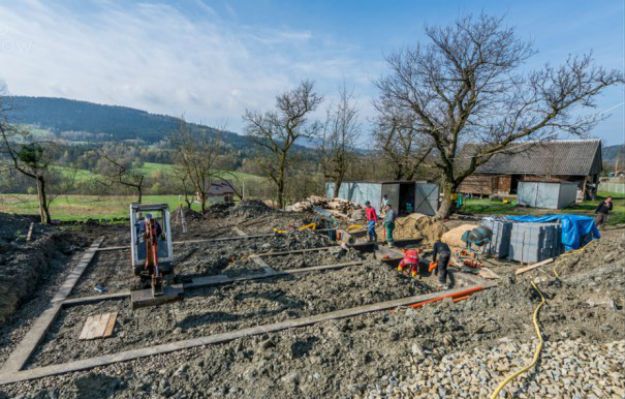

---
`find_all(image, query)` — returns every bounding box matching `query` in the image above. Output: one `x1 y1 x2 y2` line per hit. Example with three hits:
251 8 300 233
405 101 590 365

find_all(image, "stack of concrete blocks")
507 222 561 263
480 218 513 259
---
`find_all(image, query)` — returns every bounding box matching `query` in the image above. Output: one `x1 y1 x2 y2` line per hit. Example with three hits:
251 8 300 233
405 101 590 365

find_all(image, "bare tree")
97 150 145 203
0 124 53 223
376 14 623 218
170 118 222 212
373 106 432 180
321 84 359 198
244 80 322 208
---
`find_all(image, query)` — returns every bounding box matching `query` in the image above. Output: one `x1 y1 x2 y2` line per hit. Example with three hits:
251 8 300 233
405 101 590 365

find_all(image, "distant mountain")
3 96 250 148
603 144 624 167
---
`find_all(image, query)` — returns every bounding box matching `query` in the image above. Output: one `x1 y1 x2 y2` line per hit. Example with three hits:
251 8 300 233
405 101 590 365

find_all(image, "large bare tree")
373 106 432 180
170 118 223 212
97 150 145 203
244 81 322 208
376 14 623 218
321 84 358 198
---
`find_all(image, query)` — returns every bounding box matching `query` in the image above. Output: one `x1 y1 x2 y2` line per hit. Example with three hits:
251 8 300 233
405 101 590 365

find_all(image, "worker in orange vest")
397 248 419 277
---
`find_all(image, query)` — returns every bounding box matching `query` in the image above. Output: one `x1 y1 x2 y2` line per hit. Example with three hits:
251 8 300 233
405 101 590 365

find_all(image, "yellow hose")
489 280 546 399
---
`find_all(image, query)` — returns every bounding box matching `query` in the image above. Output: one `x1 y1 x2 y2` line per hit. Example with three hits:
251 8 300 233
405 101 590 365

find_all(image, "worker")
397 248 419 277
432 238 451 289
383 204 396 247
594 196 613 229
382 194 389 207
364 201 378 242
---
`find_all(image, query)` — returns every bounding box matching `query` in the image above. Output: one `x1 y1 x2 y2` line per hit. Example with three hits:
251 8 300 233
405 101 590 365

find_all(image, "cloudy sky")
0 0 623 144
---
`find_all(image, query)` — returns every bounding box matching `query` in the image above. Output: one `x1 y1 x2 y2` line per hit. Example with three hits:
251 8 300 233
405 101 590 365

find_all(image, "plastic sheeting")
505 215 600 251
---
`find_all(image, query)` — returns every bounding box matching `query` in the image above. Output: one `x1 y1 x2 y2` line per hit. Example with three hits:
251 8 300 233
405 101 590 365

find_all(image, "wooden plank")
260 246 340 257
0 237 104 373
63 290 130 306
231 227 247 237
249 254 274 274
61 261 367 307
186 261 365 290
95 229 338 252
79 312 117 340
514 258 555 275
26 222 34 242
52 237 105 303
0 283 490 385
102 312 117 337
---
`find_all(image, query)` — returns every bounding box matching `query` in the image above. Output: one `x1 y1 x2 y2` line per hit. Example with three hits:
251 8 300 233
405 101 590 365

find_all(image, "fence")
599 182 625 194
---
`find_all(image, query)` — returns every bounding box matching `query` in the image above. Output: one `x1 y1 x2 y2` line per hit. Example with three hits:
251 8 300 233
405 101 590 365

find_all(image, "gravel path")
364 339 625 399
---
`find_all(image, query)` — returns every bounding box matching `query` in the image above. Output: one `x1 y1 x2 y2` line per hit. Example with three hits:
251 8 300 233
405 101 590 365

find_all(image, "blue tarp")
505 214 600 251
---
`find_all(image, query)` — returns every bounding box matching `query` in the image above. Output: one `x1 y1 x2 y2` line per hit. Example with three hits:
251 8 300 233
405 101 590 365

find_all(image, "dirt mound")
553 238 625 276
0 213 85 324
441 224 475 248
376 213 447 243
230 200 274 218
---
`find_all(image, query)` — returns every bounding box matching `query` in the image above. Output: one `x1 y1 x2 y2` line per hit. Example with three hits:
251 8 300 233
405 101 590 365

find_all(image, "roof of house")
464 139 602 177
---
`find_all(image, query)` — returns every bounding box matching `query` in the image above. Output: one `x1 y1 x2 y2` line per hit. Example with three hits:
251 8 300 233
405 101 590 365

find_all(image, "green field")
0 194 206 221
462 191 625 225
50 162 263 185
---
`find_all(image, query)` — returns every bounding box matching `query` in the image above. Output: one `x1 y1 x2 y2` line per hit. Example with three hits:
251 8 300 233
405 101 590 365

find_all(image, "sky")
0 0 623 145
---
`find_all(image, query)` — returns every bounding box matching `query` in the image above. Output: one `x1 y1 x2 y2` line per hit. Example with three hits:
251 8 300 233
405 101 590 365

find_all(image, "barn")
457 139 603 199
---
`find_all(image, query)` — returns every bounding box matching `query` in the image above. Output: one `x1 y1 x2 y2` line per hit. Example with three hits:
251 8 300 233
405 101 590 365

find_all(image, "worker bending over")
364 201 378 242
397 248 419 277
432 238 451 289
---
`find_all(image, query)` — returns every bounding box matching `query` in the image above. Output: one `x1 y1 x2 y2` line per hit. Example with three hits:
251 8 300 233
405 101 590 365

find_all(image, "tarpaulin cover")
505 215 600 251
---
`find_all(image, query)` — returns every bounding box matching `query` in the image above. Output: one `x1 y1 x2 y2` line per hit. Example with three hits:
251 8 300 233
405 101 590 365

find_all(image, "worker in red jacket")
364 201 378 242
398 248 419 277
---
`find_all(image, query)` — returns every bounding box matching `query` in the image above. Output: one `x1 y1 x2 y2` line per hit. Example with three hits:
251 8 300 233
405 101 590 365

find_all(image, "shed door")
381 184 400 211
414 183 439 216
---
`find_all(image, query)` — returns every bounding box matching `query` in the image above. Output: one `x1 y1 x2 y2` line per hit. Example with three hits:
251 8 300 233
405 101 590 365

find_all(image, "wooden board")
514 258 555 275
79 312 118 340
231 227 247 237
0 283 491 385
0 237 104 373
61 261 367 307
249 254 275 274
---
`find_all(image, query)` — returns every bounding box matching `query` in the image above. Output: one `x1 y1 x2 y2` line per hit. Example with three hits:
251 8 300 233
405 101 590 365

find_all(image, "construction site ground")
0 203 623 398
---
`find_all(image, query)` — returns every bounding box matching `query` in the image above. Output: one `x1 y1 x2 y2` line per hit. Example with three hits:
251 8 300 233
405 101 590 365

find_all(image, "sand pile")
441 224 475 248
377 213 447 243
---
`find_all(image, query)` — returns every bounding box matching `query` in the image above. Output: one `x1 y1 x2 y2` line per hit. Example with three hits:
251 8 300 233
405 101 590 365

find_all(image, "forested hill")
603 144 625 166
3 96 249 147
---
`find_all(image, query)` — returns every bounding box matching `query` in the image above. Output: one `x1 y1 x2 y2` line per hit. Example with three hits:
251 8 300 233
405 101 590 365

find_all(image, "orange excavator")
129 204 182 308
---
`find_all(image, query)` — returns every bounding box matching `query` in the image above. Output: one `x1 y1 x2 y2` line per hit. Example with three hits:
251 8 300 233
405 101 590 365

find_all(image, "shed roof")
464 139 602 177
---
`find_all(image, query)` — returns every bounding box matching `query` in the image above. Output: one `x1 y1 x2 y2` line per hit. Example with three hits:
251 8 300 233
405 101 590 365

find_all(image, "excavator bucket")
130 283 184 309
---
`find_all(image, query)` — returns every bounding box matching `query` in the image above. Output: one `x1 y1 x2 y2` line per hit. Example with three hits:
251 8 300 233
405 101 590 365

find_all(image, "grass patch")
0 194 208 222
462 191 625 225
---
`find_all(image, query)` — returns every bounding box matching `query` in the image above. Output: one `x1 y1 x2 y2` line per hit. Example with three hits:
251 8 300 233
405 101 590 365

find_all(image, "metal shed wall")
325 182 384 210
557 183 578 209
414 183 439 216
517 182 577 209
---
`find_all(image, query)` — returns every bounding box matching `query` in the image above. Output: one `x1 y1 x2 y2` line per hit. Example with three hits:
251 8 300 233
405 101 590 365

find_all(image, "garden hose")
489 280 546 399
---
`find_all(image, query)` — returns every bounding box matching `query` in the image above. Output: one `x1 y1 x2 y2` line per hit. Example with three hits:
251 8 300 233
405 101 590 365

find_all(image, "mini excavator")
129 204 183 309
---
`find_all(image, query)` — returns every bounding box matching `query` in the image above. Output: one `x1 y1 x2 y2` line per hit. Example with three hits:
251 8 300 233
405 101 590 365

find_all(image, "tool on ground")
129 203 183 308
428 261 437 273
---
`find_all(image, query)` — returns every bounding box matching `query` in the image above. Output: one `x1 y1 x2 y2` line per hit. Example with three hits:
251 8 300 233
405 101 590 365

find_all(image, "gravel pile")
363 338 625 399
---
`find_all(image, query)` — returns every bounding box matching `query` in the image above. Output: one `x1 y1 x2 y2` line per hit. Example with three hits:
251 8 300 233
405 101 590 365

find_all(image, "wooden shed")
457 139 603 199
